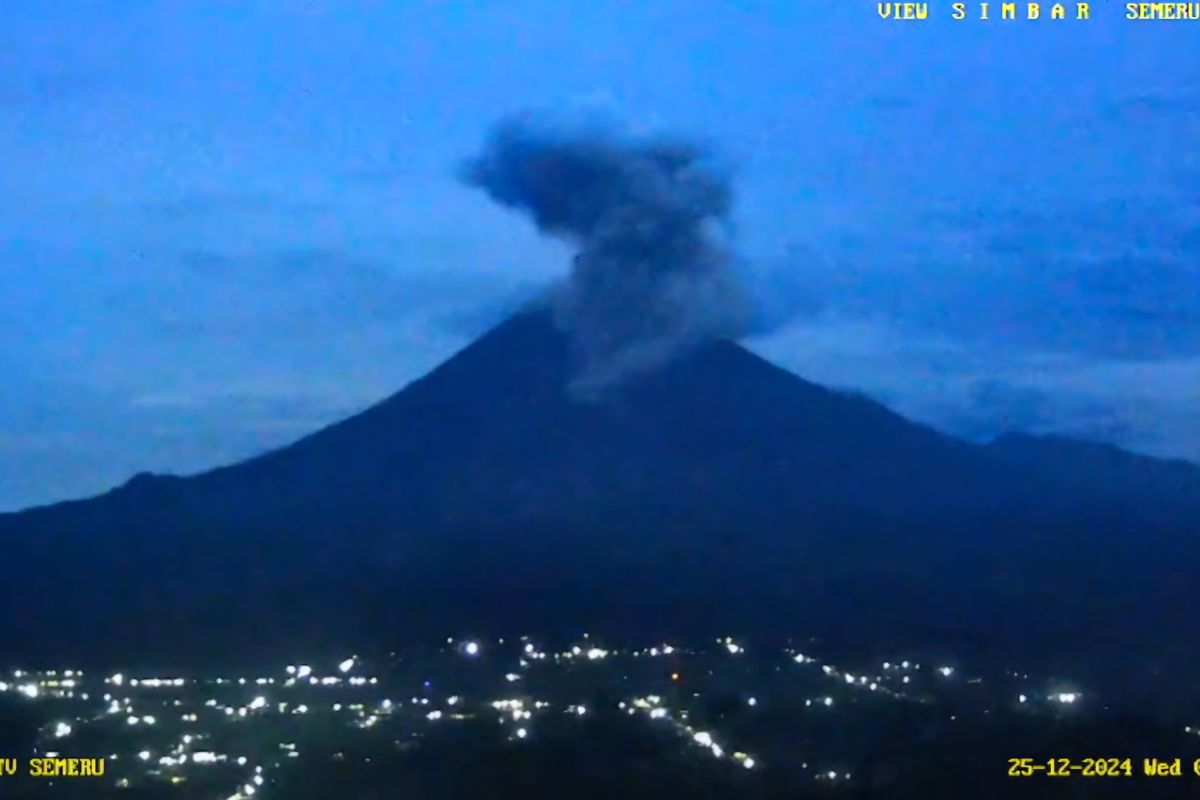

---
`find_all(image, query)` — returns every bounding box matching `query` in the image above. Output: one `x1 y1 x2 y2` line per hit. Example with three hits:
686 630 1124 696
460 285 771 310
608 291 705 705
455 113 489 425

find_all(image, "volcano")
2 310 1198 671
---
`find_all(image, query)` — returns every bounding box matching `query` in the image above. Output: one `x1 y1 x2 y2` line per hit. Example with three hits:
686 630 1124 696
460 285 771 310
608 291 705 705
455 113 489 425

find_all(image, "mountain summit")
2 310 1197 670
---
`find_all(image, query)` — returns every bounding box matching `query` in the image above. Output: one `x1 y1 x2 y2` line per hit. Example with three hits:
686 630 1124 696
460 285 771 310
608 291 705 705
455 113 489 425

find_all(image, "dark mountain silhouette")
987 432 1200 525
1 310 1197 682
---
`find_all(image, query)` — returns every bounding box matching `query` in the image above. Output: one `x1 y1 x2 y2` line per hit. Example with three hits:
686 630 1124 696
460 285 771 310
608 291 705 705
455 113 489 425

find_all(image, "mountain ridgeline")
1 311 1197 681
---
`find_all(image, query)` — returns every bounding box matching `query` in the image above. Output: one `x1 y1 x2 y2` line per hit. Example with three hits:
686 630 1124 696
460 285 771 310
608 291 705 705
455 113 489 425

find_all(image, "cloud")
0 242 545 511
0 69 98 107
0 374 348 512
144 191 329 221
163 247 541 334
750 315 1200 466
1108 89 1200 123
750 189 1200 465
461 109 750 391
953 380 1134 445
772 195 1200 362
862 93 918 113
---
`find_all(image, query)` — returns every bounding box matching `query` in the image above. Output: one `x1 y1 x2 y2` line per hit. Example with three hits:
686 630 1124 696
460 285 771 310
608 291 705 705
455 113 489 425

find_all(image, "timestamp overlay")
1009 757 1200 778
876 2 1199 21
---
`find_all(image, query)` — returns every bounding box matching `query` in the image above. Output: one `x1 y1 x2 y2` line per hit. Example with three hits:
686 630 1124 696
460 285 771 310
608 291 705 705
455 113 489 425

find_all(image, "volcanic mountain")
2 310 1198 674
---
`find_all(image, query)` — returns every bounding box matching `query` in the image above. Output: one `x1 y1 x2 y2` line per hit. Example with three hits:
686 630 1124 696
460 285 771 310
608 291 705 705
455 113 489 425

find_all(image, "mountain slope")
1 311 1197 671
987 432 1200 525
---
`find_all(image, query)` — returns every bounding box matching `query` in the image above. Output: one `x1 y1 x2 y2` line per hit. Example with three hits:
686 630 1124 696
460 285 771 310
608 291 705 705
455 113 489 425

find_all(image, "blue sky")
2 0 1197 510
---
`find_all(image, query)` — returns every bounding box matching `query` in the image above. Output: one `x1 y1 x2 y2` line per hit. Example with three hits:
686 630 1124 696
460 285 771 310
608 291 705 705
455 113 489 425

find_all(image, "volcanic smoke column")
461 111 751 392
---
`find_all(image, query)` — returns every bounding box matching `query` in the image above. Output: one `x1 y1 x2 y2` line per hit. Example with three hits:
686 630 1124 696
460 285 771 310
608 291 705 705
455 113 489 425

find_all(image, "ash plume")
461 110 751 392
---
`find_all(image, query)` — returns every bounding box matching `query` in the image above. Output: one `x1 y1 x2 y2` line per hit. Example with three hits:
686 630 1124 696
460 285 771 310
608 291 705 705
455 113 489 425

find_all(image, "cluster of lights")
4 638 1110 797
625 694 758 769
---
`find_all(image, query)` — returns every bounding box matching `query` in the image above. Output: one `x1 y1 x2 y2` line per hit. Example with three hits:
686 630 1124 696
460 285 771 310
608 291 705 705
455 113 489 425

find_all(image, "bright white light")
938 666 954 677
586 648 608 660
464 642 480 657
747 697 757 707
53 722 71 738
19 684 38 699
725 642 741 655
1018 694 1027 703
138 751 151 761
110 673 124 686
649 708 667 719
693 732 714 747
823 697 834 707
296 666 312 679
516 728 528 739
1055 692 1079 704
505 673 521 682
743 758 756 769
575 705 587 716
427 710 443 721
338 658 355 674
249 696 267 710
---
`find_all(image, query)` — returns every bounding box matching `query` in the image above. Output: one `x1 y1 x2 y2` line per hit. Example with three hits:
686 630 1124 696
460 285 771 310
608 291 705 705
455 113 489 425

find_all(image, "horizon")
7 302 1198 516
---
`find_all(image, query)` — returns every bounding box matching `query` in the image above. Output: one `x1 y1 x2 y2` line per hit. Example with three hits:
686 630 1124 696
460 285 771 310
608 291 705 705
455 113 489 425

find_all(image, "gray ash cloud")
461 110 751 393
